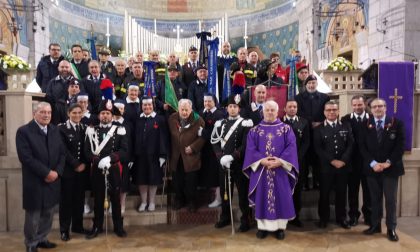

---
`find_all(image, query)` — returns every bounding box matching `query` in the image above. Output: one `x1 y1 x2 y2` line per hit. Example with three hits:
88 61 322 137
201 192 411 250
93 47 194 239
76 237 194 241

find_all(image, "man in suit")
188 64 208 113
282 100 310 227
82 60 107 115
36 43 64 92
70 44 89 79
181 46 199 89
314 101 353 229
360 98 405 242
341 95 371 226
16 102 66 252
241 84 266 125
217 41 237 99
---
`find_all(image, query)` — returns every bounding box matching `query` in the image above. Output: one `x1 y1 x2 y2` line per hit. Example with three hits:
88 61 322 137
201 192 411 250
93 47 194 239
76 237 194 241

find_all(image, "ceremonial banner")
221 57 235 101
196 31 211 65
286 56 299 99
248 86 288 118
143 61 157 97
378 62 414 151
207 37 219 97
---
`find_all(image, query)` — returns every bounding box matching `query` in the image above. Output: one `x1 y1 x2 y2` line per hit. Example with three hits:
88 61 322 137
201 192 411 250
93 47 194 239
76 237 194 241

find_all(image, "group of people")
16 41 405 252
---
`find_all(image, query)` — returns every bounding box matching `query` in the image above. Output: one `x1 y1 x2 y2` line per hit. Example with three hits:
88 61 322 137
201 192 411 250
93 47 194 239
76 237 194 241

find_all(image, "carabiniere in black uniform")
314 119 354 228
58 120 87 240
211 95 254 232
84 109 129 239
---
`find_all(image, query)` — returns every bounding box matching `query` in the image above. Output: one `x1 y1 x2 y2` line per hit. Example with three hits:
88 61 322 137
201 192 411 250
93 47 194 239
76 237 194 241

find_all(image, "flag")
196 31 211 66
378 62 415 151
207 37 219 97
221 57 235 101
164 69 178 111
287 56 299 99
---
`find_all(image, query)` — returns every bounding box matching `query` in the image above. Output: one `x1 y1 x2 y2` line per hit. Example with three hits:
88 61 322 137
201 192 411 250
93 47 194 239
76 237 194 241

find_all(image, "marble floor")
1 217 420 252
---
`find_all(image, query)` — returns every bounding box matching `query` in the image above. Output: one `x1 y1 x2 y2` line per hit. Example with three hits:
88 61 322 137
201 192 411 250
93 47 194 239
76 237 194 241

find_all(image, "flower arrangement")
0 54 31 72
326 57 355 72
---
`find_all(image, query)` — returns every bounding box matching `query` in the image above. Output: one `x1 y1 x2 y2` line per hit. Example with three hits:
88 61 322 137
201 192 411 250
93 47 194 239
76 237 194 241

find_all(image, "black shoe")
60 231 70 241
71 228 87 234
215 219 230 229
275 230 285 240
37 240 57 249
387 229 399 242
289 218 304 228
363 225 382 235
256 230 268 239
238 222 250 232
114 228 127 238
337 220 351 229
349 217 359 226
85 227 101 240
26 246 38 252
364 219 371 226
318 221 328 229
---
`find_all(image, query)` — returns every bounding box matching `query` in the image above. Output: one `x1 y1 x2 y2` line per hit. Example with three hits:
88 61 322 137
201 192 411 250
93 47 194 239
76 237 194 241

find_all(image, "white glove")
98 156 111 170
220 155 234 169
198 126 203 137
128 162 134 169
159 158 166 167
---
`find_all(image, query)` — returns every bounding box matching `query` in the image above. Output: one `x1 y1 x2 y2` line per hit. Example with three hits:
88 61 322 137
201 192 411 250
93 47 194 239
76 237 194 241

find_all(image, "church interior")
0 0 420 251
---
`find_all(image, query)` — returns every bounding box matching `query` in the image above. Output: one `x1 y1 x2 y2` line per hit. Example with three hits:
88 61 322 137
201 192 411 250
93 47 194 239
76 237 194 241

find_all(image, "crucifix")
388 88 403 113
173 25 183 52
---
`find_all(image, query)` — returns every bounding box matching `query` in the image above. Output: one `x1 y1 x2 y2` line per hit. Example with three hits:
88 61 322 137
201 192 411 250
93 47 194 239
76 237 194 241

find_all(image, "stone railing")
319 70 363 91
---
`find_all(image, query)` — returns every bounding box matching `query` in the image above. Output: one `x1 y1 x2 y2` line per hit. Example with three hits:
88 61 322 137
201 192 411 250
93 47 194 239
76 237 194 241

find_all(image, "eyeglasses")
50 48 61 51
371 104 385 109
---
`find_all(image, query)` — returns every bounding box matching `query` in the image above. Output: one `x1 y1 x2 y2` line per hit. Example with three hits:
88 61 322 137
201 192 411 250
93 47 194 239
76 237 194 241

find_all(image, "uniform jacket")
84 123 129 168
282 116 310 161
82 74 107 114
181 61 198 89
58 121 87 178
211 117 253 169
188 79 207 112
46 75 77 125
168 113 205 173
16 120 65 210
314 120 354 173
134 112 168 157
36 55 64 92
359 117 405 177
230 61 256 87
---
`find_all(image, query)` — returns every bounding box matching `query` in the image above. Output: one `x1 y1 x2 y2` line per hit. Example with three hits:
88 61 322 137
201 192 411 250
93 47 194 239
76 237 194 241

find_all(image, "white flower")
18 64 23 69
3 64 7 69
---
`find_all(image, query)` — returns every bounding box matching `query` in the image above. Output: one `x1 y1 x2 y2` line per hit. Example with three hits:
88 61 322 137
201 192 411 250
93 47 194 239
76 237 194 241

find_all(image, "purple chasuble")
243 119 299 221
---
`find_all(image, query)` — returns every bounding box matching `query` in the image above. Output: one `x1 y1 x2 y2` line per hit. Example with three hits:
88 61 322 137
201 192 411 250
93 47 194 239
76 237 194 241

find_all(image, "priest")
243 100 299 240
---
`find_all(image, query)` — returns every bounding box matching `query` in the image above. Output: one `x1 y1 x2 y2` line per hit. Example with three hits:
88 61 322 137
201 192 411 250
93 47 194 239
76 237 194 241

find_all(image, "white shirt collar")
352 111 366 119
374 116 386 124
140 111 156 118
203 107 217 114
326 119 338 126
68 120 79 130
114 117 124 124
285 115 298 121
99 123 112 128
34 119 47 131
126 97 140 104
228 115 241 120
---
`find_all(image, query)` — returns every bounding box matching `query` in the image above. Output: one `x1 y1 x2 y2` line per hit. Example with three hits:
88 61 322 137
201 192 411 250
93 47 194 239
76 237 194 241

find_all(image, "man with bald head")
217 41 238 99
46 60 77 124
16 102 65 251
82 60 107 114
243 100 299 240
241 84 267 125
230 47 256 88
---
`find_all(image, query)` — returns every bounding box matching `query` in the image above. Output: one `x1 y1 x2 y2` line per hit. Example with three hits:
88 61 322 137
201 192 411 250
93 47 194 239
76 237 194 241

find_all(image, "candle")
154 19 157 35
198 20 201 32
244 20 247 37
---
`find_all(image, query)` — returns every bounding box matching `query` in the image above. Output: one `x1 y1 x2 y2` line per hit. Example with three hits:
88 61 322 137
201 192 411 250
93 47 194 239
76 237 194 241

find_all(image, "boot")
113 218 127 238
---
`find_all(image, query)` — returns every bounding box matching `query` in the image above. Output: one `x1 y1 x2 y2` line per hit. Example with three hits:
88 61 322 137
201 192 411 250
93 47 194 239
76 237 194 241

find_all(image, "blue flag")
86 33 97 60
221 57 235 101
207 38 219 97
143 61 157 97
286 56 299 99
378 62 415 151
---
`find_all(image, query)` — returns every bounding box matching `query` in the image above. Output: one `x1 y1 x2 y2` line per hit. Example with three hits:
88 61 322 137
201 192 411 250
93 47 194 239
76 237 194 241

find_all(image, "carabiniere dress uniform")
58 120 87 238
314 119 354 228
84 101 129 238
211 94 254 232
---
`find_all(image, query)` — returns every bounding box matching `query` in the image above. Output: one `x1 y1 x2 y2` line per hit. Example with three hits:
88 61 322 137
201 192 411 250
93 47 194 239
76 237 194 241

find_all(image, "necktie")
357 116 361 123
332 122 336 128
42 127 47 135
75 124 80 134
52 60 57 65
192 62 196 70
376 120 383 142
